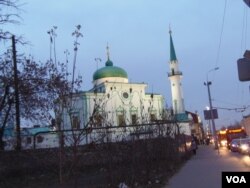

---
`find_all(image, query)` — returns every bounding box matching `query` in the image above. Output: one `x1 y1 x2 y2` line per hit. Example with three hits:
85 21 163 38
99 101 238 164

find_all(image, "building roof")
3 127 14 137
169 29 177 61
93 45 128 81
3 126 52 137
186 111 199 123
93 60 128 80
22 127 51 136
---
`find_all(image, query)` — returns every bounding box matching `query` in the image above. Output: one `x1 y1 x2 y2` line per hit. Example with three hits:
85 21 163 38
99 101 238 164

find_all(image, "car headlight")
240 144 249 151
220 140 227 146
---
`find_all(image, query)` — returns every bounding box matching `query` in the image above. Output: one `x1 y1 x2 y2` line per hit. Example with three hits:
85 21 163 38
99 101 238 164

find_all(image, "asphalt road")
164 145 250 188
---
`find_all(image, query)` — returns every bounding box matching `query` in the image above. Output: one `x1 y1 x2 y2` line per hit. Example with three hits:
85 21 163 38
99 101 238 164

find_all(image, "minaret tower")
168 29 186 118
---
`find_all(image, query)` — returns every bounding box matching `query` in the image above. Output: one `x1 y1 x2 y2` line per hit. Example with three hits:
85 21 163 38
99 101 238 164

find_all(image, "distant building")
187 111 204 141
241 114 250 136
3 126 56 150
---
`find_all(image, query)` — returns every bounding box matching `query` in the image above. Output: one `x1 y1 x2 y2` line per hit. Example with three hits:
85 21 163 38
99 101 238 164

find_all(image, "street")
165 145 250 188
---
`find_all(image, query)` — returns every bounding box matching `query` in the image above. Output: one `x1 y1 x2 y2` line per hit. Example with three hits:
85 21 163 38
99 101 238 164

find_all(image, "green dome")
93 59 128 80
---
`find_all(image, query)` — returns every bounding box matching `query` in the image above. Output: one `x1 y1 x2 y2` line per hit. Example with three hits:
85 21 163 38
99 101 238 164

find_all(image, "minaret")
168 29 186 117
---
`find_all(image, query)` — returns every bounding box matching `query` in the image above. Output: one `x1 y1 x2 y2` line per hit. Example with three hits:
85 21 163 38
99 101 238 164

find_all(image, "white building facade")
60 46 165 130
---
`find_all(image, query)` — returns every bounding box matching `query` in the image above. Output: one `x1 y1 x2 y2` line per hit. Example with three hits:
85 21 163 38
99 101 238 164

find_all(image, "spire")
106 43 110 60
105 43 113 66
169 29 177 61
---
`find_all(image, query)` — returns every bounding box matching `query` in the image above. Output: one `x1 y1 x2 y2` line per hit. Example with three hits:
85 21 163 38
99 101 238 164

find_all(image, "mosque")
59 45 164 130
59 30 192 137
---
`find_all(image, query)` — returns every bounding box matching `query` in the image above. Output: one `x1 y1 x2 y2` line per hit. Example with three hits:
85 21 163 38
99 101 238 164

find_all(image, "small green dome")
93 59 128 80
105 59 113 66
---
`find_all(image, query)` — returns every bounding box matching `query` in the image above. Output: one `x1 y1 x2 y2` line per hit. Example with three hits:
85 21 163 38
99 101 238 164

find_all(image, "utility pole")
205 81 219 150
12 35 21 150
204 67 219 150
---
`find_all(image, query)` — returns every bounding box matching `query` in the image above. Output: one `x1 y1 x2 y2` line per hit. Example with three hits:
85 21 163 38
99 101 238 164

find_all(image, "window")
123 92 129 99
37 135 44 143
116 106 126 126
171 68 175 75
131 114 137 124
27 137 32 144
72 115 80 129
118 114 126 126
174 100 177 114
150 114 156 122
93 114 103 127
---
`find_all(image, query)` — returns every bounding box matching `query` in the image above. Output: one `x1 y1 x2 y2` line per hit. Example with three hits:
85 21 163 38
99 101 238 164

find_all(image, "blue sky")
4 0 250 129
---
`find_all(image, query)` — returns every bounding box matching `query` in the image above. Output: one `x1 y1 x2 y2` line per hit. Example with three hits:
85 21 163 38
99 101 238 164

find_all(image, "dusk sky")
4 0 250 129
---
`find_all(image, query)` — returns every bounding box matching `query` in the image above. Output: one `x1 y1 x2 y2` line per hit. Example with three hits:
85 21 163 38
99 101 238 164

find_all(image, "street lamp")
206 67 219 81
205 106 212 136
204 67 219 150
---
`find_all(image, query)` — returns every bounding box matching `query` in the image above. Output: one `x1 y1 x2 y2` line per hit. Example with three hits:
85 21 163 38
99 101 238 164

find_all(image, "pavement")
164 145 250 188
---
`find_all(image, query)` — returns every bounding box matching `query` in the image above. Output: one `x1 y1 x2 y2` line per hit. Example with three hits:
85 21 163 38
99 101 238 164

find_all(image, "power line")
240 5 248 54
214 105 250 112
214 0 228 68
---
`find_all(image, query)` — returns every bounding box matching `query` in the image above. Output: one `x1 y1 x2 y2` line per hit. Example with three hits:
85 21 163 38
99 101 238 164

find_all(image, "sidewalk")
164 145 250 188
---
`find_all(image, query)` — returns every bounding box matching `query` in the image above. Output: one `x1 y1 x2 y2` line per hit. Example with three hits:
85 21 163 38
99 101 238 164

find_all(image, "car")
229 137 250 154
229 139 241 152
238 138 250 154
239 142 250 154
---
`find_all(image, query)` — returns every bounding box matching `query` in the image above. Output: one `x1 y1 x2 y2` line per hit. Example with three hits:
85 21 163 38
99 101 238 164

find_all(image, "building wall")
60 82 165 130
241 115 250 136
179 122 191 136
169 76 185 115
93 77 128 86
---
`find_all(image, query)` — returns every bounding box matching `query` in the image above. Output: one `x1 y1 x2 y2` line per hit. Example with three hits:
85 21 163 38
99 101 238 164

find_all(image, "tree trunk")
0 99 12 151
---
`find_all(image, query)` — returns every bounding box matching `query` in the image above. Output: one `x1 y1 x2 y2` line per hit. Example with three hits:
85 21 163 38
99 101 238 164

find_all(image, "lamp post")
205 106 212 136
204 67 219 150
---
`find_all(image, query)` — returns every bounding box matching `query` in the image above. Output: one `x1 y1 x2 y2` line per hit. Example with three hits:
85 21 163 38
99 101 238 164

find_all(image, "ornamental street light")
204 67 219 150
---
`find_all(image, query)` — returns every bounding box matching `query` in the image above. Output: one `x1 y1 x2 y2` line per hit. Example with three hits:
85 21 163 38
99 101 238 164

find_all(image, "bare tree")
0 46 75 150
0 0 22 41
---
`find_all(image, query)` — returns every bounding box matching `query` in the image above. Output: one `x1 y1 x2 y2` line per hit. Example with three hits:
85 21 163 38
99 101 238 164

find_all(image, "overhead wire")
240 5 248 54
209 0 227 83
213 98 250 113
214 0 228 69
214 106 250 113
